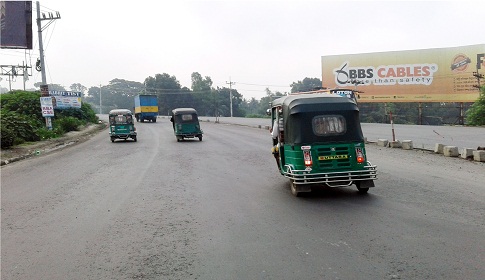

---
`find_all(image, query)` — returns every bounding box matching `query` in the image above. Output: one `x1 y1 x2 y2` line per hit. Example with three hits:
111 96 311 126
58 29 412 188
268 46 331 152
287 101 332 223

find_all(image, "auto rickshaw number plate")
318 155 349 160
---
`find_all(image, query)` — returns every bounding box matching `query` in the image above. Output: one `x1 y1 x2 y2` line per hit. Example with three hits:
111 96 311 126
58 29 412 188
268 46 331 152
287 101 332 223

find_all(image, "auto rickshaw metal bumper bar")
283 164 377 186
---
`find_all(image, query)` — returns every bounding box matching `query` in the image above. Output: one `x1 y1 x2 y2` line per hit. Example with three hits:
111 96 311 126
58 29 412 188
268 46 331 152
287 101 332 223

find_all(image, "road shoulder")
1 122 107 166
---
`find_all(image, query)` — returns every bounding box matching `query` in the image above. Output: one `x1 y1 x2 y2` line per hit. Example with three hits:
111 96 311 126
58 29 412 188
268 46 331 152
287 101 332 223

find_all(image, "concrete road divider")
443 146 459 157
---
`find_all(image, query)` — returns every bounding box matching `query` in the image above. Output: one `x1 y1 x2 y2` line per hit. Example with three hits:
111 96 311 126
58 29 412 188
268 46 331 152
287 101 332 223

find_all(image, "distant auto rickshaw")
269 90 377 196
170 108 203 142
108 109 137 142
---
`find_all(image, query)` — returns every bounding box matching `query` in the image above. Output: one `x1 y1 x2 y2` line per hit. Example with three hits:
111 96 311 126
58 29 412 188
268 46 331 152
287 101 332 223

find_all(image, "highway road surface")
2 118 484 279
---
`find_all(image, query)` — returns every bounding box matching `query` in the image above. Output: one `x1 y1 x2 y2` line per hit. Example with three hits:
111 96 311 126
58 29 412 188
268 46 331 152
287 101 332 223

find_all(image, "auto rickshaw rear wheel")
356 186 369 194
356 180 374 194
290 180 302 197
133 136 137 142
198 136 202 141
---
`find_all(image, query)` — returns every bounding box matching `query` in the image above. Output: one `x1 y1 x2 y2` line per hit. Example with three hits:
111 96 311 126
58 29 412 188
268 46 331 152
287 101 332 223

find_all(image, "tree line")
35 74 322 118
5 71 485 125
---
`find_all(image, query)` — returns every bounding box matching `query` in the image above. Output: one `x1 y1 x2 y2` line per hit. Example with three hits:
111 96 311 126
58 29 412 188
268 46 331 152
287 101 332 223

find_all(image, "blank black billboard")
0 1 33 49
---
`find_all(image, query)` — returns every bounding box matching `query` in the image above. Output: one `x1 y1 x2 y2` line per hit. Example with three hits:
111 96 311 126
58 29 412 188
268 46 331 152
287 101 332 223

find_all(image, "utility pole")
36 1 60 129
0 64 31 91
226 78 235 117
473 53 484 95
36 1 60 85
473 71 484 92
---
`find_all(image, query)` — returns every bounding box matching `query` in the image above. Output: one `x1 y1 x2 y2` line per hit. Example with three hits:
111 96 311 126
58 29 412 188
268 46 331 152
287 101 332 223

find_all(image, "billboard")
0 1 33 49
321 44 485 103
49 91 82 109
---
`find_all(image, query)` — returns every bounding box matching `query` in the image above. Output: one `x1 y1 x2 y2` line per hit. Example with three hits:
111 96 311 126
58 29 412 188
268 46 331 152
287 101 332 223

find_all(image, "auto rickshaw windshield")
285 110 364 145
109 114 133 125
174 113 198 123
275 95 365 145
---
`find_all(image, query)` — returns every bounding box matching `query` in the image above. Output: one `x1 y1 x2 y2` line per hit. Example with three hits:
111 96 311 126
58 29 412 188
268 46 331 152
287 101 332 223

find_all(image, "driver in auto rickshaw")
270 106 282 170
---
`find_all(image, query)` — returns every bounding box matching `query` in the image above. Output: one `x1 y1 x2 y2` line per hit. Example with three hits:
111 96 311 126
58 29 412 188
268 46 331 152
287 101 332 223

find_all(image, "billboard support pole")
418 103 423 125
389 110 396 142
459 103 464 125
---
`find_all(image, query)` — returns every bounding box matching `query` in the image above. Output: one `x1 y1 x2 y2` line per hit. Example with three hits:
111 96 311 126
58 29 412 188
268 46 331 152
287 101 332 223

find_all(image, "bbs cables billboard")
321 44 485 103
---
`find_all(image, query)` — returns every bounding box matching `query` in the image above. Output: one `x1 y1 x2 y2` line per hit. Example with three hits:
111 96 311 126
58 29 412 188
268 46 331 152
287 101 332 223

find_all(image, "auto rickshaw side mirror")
266 109 271 116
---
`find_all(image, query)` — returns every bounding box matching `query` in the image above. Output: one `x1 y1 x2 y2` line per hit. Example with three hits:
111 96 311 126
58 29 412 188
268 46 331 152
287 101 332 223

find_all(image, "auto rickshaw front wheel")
110 137 115 143
198 135 202 141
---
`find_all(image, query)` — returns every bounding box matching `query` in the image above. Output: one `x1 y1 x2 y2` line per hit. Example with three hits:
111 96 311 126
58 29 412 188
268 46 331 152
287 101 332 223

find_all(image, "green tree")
241 97 261 117
215 87 244 117
70 83 87 94
144 73 185 115
191 72 213 115
290 77 322 93
191 72 212 93
466 87 485 125
34 82 65 91
84 79 143 113
0 90 44 120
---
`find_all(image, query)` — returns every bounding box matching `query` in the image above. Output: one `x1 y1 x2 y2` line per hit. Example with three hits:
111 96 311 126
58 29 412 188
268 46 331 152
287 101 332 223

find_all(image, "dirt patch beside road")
1 122 107 166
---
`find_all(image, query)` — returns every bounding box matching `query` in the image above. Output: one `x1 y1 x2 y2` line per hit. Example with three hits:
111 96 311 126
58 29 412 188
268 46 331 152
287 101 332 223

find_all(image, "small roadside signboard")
40 97 55 117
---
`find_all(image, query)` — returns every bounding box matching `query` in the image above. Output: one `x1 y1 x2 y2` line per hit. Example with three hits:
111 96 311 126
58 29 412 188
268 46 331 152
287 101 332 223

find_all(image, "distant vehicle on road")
108 109 137 142
134 94 158 122
170 108 203 142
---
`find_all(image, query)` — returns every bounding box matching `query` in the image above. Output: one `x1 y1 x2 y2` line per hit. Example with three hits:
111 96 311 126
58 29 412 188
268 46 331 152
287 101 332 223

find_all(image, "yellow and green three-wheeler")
270 90 377 196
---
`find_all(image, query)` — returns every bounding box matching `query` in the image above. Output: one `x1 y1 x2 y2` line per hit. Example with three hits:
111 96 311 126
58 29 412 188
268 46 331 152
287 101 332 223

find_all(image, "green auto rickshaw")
108 109 137 142
170 108 203 142
270 91 377 196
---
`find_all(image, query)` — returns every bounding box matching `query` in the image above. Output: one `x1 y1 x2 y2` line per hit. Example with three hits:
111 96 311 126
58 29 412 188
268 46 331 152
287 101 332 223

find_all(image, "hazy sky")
1 0 484 100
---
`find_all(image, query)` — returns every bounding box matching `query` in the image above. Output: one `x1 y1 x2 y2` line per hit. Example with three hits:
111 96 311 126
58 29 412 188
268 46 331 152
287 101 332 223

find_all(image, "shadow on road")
281 182 380 203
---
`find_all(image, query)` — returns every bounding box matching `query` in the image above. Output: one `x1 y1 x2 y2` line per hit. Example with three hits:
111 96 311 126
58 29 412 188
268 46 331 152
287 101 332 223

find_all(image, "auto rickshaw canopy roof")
172 108 198 115
272 94 359 115
109 109 133 116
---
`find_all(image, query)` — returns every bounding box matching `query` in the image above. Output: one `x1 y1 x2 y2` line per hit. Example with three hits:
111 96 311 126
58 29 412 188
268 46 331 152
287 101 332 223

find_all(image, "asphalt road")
1 118 484 279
